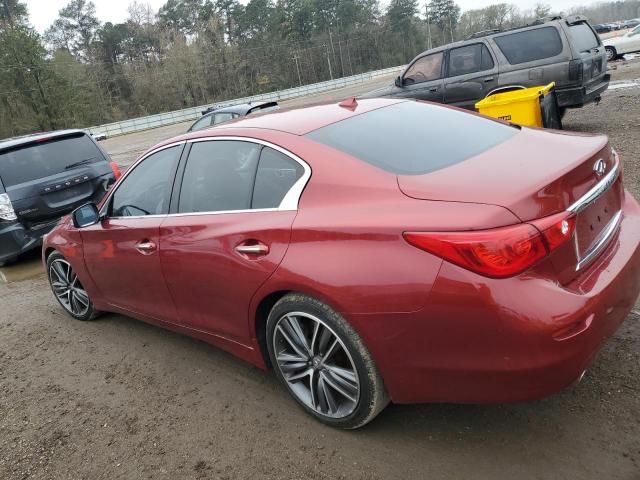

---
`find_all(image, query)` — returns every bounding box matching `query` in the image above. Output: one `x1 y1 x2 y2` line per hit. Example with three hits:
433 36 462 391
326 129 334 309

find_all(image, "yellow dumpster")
475 82 556 128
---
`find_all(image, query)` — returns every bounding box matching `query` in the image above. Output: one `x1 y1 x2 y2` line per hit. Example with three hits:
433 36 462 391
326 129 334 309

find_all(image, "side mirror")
72 203 100 228
394 75 404 88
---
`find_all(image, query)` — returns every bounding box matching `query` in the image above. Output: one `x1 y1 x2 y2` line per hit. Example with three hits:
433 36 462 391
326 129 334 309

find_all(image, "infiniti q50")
44 98 640 429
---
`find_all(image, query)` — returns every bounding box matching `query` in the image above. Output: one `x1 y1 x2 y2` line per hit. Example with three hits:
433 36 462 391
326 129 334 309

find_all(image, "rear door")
0 133 114 227
443 42 499 109
396 51 445 102
159 139 308 343
565 20 607 88
81 144 182 321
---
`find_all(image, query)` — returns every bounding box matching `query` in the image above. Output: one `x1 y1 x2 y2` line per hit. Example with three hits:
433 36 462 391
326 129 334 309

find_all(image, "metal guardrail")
88 65 405 138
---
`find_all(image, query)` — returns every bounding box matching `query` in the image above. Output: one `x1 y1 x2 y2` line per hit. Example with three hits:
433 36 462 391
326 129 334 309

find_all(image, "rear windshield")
0 134 103 187
306 101 518 175
494 26 563 64
568 22 600 52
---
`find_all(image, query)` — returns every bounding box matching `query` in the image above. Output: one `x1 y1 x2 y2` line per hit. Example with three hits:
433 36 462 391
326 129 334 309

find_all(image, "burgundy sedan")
43 98 640 429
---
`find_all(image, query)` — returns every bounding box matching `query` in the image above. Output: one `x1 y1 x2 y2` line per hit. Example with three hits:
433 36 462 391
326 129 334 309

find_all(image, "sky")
25 0 589 34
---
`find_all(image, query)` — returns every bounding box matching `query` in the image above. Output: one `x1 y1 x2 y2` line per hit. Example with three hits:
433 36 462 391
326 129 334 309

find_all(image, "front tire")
47 252 99 321
605 46 618 61
266 293 389 429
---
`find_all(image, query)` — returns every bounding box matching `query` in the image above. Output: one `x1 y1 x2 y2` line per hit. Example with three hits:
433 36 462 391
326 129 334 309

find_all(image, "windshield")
569 22 600 52
306 101 518 175
0 134 104 187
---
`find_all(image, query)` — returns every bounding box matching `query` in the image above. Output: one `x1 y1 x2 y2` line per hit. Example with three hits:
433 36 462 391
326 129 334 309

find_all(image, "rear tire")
266 293 389 429
47 251 99 321
605 46 618 61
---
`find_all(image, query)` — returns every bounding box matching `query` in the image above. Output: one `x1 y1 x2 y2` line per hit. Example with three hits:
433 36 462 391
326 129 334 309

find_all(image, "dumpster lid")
475 83 555 109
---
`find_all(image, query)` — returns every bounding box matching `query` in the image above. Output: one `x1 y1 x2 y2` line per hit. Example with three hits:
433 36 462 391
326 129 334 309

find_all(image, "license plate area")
574 185 621 260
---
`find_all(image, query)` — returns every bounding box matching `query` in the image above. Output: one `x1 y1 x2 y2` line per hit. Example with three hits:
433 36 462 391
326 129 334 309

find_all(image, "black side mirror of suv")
394 76 403 88
72 203 100 228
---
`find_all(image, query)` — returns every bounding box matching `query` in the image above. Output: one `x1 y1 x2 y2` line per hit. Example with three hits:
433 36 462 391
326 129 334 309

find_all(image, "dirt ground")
1 60 640 480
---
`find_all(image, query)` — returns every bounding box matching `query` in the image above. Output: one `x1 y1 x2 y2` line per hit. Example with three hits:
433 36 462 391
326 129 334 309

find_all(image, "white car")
604 25 640 60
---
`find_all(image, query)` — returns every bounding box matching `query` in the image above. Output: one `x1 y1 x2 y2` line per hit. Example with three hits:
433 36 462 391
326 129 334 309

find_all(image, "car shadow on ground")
95 308 638 459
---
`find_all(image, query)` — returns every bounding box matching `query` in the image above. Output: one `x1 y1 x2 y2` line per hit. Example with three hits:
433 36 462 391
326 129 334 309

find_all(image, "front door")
443 43 499 110
160 140 308 343
396 51 445 103
81 144 183 321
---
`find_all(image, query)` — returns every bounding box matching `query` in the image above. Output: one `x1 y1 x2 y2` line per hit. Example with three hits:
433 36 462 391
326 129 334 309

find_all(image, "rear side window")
494 27 563 64
448 44 494 77
0 134 104 187
110 146 180 217
252 147 304 208
213 113 234 124
568 23 600 52
306 101 517 175
178 141 261 213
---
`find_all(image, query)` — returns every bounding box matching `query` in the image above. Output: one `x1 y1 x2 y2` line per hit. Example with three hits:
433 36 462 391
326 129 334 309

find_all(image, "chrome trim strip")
575 210 622 271
101 137 312 220
567 158 620 214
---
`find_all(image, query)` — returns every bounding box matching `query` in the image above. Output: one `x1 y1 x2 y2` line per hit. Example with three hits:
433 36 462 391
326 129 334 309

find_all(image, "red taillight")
109 161 122 180
531 211 576 253
404 212 576 279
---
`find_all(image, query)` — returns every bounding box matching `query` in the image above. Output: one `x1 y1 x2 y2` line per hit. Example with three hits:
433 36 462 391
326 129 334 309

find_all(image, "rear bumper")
0 218 61 263
351 190 640 404
556 74 610 108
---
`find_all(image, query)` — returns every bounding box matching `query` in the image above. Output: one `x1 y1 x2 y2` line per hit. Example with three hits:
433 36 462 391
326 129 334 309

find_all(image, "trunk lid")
397 128 612 221
398 127 623 281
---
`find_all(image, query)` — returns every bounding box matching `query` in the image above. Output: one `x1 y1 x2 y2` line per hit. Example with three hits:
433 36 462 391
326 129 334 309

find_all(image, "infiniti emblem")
593 159 607 177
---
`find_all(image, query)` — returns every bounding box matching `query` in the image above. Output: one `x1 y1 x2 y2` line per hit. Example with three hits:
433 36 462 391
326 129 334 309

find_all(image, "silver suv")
367 16 609 114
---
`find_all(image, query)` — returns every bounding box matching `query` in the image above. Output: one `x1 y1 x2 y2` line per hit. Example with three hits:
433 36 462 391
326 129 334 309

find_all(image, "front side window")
110 146 180 217
190 115 213 132
448 44 494 77
178 141 261 213
252 147 304 209
494 27 563 64
403 52 444 85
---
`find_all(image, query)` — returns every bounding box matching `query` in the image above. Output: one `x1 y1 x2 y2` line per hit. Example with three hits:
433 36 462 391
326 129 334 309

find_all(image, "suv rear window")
494 27 563 64
306 101 517 175
568 22 600 52
0 134 104 187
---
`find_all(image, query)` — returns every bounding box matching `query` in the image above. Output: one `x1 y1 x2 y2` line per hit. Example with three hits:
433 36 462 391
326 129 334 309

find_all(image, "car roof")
206 98 405 135
150 98 407 154
0 129 87 153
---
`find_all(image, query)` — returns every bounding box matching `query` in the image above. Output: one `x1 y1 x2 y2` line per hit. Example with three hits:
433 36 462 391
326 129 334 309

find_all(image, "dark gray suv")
0 130 119 265
366 16 609 113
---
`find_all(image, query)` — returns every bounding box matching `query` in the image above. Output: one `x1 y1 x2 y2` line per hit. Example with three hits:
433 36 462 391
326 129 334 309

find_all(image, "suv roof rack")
467 29 501 39
467 15 579 40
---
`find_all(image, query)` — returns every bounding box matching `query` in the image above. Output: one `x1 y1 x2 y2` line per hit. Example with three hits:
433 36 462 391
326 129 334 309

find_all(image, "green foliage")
3 0 637 139
44 0 100 60
0 0 27 28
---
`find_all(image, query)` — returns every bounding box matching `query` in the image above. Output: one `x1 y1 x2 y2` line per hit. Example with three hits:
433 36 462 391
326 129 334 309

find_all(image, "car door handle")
429 87 439 92
483 77 495 82
136 240 157 254
235 242 269 257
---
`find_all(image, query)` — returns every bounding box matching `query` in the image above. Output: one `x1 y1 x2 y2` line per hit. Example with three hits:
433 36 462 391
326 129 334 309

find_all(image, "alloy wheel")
273 312 360 419
48 259 90 317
